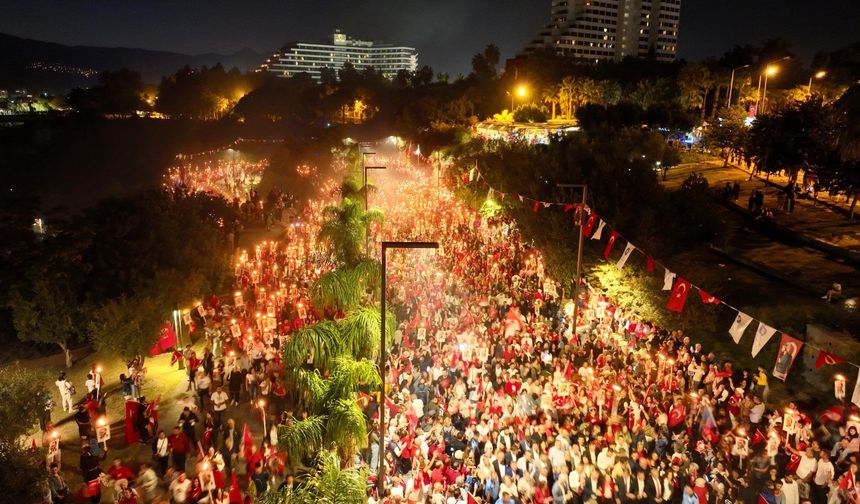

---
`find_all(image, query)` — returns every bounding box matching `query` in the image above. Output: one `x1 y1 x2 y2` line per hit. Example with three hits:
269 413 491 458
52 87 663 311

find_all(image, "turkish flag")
751 429 766 446
583 212 598 237
668 402 686 428
820 405 844 424
603 231 620 259
466 492 480 504
666 277 691 312
241 424 254 460
816 350 846 368
229 472 242 503
698 289 720 305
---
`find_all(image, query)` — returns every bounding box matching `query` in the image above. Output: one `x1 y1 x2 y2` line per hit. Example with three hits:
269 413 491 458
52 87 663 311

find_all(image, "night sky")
0 0 857 75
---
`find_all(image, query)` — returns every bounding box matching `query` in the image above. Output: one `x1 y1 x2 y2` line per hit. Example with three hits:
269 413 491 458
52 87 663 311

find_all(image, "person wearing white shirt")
548 440 567 473
812 453 834 501
169 472 192 504
210 386 228 430
596 447 615 474
795 448 818 481
568 464 583 494
781 474 800 504
55 372 75 413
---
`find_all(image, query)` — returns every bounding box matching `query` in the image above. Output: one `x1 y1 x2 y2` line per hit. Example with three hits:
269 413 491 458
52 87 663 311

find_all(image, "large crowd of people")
42 147 860 504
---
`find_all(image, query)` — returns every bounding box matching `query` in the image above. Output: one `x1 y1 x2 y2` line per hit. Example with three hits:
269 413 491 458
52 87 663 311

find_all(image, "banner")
666 277 691 312
662 269 676 290
852 369 860 408
592 220 607 240
603 231 619 259
772 334 804 381
816 350 846 369
751 322 777 358
728 312 753 344
582 212 598 237
615 243 636 270
698 289 720 305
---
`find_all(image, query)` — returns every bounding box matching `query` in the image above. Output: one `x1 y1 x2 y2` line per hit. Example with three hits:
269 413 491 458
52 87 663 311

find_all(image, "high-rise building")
259 30 418 81
523 0 681 63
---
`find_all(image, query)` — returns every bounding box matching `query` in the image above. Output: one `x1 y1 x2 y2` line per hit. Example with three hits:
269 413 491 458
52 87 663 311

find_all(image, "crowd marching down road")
44 142 860 504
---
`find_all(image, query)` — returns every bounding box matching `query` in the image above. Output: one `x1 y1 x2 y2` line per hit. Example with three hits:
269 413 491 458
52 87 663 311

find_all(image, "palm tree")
279 356 380 463
558 77 575 119
311 259 380 314
678 63 714 120
256 451 367 504
542 85 560 120
318 198 384 267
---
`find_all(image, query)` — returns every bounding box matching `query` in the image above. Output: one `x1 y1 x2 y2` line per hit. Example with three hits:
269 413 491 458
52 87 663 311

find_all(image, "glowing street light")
755 56 790 115
506 85 528 112
808 70 827 94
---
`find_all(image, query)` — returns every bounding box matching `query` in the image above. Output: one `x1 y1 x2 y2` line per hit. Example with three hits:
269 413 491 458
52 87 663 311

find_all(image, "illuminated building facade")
523 0 681 63
259 30 418 81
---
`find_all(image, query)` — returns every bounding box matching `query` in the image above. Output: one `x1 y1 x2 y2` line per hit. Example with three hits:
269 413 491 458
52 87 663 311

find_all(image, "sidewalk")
663 158 860 300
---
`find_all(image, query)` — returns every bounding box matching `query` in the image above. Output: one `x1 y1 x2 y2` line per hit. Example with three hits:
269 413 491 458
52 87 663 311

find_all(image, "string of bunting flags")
461 163 860 406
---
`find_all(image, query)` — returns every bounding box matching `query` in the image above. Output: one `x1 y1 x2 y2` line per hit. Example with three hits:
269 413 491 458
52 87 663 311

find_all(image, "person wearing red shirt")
107 457 135 481
169 426 191 472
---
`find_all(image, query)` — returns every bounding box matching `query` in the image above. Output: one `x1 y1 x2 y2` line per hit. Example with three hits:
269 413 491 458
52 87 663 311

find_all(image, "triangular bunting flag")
564 204 574 212
582 212 598 237
518 195 524 203
728 311 753 344
751 322 777 357
698 289 720 305
533 201 540 213
646 257 655 272
852 369 860 408
487 188 494 201
603 231 619 259
662 269 676 290
591 220 606 240
815 350 846 368
666 277 691 312
616 242 636 270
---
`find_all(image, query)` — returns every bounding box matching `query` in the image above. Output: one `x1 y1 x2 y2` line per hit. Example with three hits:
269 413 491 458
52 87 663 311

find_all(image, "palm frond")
291 368 329 414
324 398 369 458
325 357 381 402
311 268 363 313
281 321 341 371
351 258 381 293
278 415 327 463
314 451 368 504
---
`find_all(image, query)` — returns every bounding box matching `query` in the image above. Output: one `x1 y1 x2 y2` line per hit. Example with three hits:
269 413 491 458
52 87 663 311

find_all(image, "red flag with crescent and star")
603 231 620 259
668 402 686 428
698 289 720 305
815 350 846 368
582 212 598 237
666 277 691 312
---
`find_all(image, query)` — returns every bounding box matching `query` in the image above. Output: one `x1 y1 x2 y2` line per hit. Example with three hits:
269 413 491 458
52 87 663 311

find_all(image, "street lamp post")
378 241 438 495
808 70 827 94
556 184 588 340
761 65 778 114
755 56 790 114
506 85 527 113
362 152 386 255
726 64 750 108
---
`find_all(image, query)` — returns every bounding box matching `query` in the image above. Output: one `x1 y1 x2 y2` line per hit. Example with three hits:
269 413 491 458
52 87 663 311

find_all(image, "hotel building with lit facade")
259 30 418 81
523 0 681 63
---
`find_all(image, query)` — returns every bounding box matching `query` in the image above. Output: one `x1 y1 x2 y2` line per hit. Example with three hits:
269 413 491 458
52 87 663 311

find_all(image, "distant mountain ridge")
0 33 263 92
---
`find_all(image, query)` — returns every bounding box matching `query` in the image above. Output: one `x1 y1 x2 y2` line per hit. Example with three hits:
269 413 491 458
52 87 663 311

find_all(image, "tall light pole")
557 184 588 339
755 56 790 114
726 64 750 108
361 150 386 255
761 65 778 114
378 241 438 495
506 85 527 112
808 70 827 94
